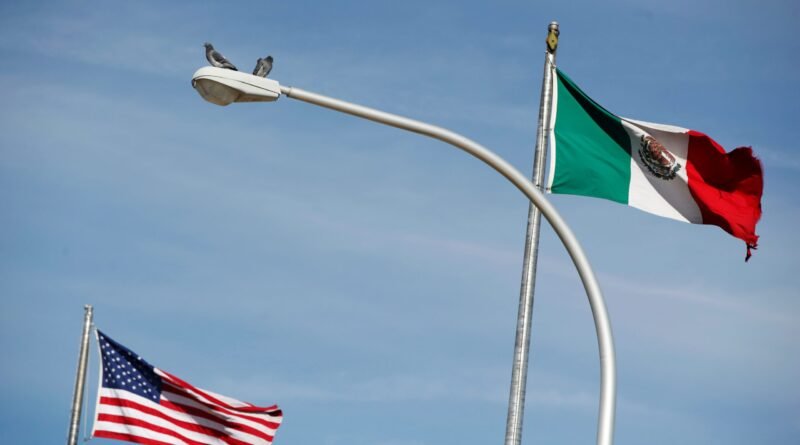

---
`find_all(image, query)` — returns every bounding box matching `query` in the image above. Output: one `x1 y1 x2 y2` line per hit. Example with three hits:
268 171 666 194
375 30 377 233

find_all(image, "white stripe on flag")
96 404 235 445
621 118 702 223
94 420 189 445
160 388 280 435
157 369 282 427
96 388 274 445
545 65 559 192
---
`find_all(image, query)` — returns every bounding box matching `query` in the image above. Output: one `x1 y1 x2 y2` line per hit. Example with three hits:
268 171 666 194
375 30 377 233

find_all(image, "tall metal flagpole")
504 21 559 445
67 305 93 445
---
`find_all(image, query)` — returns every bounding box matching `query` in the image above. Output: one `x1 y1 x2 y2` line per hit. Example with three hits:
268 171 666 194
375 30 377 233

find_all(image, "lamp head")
192 78 240 106
192 66 281 106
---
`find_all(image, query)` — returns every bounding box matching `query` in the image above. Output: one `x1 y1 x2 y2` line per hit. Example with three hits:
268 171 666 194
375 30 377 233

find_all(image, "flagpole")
503 21 559 445
67 304 93 445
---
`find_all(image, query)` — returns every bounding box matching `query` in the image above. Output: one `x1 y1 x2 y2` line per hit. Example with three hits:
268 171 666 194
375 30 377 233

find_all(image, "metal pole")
279 84 616 445
67 305 93 445
504 21 559 445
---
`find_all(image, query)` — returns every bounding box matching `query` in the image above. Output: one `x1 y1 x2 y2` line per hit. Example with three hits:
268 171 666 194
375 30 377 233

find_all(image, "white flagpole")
503 21 559 445
67 305 93 445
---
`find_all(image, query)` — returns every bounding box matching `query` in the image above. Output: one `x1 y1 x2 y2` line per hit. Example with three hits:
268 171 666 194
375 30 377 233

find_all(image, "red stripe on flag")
161 371 281 413
161 380 282 429
158 395 276 442
97 414 210 445
94 430 174 445
98 396 259 445
686 130 763 259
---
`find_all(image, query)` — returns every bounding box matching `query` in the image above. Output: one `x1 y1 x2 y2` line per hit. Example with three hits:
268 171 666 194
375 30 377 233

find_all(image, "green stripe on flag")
551 69 631 204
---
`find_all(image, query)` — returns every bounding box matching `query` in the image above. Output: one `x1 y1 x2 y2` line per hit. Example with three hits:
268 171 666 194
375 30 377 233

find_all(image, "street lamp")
191 66 617 445
192 66 280 105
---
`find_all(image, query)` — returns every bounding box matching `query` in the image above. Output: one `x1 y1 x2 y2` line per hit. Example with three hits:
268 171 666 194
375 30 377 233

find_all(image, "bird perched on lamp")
204 42 237 71
253 56 273 78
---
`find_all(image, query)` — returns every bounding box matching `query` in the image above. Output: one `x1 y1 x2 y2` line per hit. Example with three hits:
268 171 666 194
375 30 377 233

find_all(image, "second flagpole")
503 21 559 445
67 305 93 445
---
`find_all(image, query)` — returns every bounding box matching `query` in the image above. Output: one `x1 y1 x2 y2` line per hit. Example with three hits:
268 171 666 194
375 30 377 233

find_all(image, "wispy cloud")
540 253 796 328
208 366 617 411
754 146 800 173
599 270 796 327
526 388 595 408
0 5 538 133
213 368 506 404
0 10 196 77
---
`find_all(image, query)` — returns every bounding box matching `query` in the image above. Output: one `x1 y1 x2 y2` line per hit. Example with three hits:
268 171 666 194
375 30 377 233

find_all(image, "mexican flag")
546 69 763 259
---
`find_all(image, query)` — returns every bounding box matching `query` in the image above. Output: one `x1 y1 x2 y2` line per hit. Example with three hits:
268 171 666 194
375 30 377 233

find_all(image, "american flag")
92 330 282 445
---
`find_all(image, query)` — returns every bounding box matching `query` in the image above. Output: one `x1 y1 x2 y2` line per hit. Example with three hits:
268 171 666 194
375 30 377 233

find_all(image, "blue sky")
1 0 798 444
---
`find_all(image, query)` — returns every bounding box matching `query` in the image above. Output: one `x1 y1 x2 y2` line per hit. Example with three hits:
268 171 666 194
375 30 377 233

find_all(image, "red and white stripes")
93 369 282 445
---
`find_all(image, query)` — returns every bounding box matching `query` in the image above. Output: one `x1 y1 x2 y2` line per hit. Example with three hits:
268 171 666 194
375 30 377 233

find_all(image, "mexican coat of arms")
638 134 681 180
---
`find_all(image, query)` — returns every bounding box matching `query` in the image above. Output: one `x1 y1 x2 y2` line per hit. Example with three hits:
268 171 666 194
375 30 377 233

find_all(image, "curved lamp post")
191 66 616 445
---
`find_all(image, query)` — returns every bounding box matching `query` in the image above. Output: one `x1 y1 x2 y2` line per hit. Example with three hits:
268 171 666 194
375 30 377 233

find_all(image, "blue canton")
98 330 163 403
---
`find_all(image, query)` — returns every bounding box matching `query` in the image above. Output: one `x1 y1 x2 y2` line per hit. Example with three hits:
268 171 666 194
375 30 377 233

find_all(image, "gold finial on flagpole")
546 21 559 53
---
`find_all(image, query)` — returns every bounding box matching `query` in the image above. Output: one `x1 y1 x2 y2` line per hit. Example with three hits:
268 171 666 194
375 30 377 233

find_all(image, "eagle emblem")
638 135 681 180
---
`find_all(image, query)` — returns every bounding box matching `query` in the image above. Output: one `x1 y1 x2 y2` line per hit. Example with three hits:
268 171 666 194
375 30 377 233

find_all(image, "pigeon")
252 55 273 78
204 42 237 71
